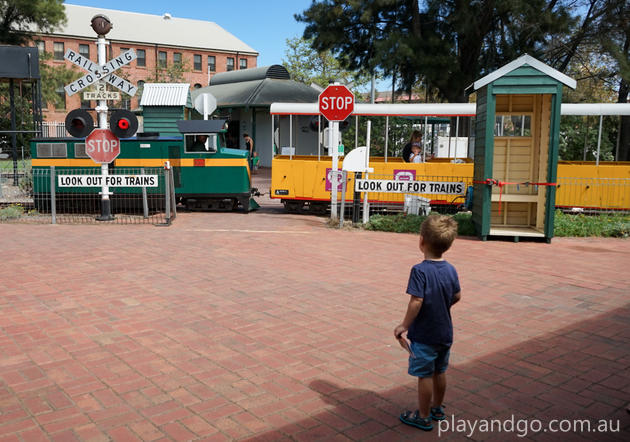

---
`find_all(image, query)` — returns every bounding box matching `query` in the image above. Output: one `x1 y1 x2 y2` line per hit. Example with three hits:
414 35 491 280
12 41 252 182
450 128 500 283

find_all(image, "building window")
137 49 146 67
240 58 247 70
36 40 45 53
79 44 89 59
80 98 91 109
194 54 202 71
55 84 66 109
173 52 182 66
158 51 167 68
207 56 216 72
53 42 64 60
120 47 129 55
226 57 234 71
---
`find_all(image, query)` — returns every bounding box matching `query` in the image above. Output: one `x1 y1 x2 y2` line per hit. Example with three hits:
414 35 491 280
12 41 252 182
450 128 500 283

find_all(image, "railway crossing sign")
85 128 120 163
64 48 138 97
319 85 354 121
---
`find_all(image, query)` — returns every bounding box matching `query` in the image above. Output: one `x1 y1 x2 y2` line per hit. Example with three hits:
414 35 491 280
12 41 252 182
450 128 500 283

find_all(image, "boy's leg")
417 377 433 418
432 372 446 408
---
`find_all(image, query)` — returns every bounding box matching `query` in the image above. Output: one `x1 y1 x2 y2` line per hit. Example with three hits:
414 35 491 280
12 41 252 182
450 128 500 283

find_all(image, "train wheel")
309 202 327 215
284 201 304 213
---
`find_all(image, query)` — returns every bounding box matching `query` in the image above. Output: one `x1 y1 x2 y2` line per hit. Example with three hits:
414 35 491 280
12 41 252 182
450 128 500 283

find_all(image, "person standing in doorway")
244 133 258 171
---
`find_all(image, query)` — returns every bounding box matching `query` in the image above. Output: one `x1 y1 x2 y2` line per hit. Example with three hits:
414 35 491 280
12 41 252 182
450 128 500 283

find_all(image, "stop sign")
319 85 354 121
85 128 120 163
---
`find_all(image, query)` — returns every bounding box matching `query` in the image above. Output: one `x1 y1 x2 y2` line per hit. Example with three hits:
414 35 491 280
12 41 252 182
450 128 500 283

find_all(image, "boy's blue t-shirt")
406 259 460 346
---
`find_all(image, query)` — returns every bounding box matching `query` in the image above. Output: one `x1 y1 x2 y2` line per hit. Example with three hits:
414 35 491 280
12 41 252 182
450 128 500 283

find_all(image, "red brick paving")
0 211 629 441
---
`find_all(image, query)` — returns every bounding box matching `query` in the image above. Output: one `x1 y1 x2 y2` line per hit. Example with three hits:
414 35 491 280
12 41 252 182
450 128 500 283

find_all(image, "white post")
384 116 389 162
362 120 371 224
330 120 339 220
289 115 293 160
96 36 113 220
596 115 603 166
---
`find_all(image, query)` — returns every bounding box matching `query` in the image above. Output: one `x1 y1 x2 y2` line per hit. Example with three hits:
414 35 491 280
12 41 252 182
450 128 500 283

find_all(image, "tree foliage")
296 0 577 102
0 0 65 45
282 36 371 89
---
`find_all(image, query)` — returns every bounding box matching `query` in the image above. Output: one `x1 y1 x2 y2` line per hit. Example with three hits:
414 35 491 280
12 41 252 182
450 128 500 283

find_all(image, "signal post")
63 14 138 220
318 84 354 220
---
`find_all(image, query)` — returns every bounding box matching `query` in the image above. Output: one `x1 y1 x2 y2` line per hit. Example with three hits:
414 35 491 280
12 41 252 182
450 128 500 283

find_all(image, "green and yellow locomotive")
30 119 259 213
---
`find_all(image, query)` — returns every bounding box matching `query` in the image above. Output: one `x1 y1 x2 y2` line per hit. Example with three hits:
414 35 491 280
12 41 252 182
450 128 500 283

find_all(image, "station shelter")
191 65 320 168
470 54 576 242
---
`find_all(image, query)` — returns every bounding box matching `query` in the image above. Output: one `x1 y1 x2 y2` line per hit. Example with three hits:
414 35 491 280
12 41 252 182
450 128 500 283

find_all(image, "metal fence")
333 173 630 220
556 177 630 214
0 166 176 225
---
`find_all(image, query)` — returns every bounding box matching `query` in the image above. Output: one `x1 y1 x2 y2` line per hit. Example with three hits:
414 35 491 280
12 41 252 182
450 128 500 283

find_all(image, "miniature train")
30 119 259 213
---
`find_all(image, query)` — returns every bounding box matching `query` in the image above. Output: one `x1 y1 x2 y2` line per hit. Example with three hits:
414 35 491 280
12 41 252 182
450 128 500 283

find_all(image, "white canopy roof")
270 102 630 117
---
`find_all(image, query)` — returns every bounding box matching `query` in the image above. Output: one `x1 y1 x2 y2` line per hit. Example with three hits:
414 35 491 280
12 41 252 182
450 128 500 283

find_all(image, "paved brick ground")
0 211 628 441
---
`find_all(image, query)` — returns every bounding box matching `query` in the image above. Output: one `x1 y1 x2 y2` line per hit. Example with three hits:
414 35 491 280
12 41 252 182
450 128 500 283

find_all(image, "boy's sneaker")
430 405 446 421
399 410 433 431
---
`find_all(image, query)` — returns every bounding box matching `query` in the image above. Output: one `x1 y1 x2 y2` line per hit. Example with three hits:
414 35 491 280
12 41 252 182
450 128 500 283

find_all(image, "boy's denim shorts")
408 341 451 377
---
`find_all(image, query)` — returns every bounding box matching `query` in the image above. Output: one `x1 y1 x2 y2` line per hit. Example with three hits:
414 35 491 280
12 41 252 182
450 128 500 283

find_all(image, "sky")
64 0 315 67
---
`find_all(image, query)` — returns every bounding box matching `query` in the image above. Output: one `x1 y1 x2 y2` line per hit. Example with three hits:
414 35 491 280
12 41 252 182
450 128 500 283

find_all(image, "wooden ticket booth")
471 55 576 242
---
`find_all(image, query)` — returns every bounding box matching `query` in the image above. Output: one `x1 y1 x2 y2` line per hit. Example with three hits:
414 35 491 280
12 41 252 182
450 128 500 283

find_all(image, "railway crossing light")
109 109 138 138
65 109 94 138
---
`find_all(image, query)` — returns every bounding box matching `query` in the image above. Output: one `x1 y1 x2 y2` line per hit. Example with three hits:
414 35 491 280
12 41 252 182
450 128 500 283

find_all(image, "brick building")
31 4 258 123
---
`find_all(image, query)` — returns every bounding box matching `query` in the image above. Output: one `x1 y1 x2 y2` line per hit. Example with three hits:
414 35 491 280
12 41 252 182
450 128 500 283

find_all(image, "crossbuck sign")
64 49 138 97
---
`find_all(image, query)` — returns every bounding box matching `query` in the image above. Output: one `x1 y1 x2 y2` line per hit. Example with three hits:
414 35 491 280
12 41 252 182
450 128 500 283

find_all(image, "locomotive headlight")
223 122 229 130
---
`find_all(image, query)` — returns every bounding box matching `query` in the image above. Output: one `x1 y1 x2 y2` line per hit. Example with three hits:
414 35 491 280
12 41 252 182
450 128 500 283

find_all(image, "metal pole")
362 120 371 224
271 114 275 158
455 116 460 160
330 119 338 220
596 115 603 166
339 170 347 228
50 166 56 224
384 116 389 162
424 116 428 162
354 115 358 149
318 115 321 161
9 79 18 185
141 167 149 218
164 162 171 224
96 35 114 220
289 115 293 160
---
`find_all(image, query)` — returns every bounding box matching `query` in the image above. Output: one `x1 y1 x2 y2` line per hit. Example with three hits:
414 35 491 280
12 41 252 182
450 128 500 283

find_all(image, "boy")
394 214 461 431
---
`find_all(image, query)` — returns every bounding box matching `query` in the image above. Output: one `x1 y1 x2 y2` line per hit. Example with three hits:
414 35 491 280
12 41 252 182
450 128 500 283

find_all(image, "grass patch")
0 204 24 220
366 212 476 236
364 210 630 238
554 210 630 238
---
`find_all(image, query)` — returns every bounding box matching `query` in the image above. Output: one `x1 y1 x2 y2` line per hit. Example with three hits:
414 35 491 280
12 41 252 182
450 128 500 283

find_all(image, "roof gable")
473 54 576 91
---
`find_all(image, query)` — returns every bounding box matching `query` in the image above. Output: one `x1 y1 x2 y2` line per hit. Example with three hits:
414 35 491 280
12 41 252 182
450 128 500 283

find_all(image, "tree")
0 0 65 45
282 36 374 91
296 0 579 103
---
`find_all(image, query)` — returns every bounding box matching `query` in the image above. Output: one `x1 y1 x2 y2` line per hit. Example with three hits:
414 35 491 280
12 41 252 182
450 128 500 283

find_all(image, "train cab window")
75 143 89 158
185 134 217 153
37 143 67 158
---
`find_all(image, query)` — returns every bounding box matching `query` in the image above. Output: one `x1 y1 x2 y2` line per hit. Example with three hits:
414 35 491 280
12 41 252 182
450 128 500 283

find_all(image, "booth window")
185 134 218 153
494 115 531 137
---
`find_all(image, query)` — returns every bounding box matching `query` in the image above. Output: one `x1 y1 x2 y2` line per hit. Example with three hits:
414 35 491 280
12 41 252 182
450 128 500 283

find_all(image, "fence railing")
556 177 630 214
42 122 67 138
1 166 176 225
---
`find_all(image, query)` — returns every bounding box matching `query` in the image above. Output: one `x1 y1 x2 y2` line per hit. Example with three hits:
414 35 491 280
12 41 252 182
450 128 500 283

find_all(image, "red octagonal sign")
85 128 120 163
319 85 354 122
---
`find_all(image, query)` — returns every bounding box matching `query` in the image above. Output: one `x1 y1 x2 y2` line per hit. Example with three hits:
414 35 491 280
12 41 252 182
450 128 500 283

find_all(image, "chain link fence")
1 166 176 225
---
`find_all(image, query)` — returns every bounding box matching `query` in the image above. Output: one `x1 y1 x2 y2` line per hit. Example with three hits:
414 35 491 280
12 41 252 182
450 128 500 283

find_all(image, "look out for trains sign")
85 129 120 163
319 85 354 121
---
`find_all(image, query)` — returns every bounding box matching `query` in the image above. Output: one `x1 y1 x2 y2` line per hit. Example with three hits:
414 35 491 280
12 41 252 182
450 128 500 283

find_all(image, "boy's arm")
451 291 462 305
394 295 423 337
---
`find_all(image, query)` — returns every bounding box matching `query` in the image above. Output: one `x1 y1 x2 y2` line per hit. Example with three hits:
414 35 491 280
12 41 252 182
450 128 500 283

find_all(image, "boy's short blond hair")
420 215 458 256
